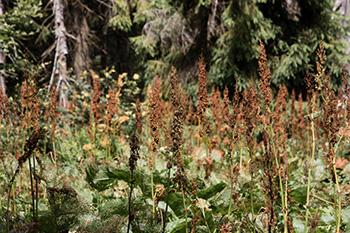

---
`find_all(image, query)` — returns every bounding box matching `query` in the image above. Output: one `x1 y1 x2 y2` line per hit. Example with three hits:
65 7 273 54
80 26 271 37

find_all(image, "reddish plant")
169 66 187 188
197 55 209 128
90 70 101 122
149 76 162 154
258 41 273 116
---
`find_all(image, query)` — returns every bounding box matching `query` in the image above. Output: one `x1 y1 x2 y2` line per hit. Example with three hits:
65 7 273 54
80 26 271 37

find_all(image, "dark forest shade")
0 0 349 96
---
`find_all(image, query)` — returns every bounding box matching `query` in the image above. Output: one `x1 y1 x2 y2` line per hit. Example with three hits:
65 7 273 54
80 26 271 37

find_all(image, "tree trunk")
49 0 69 107
0 0 6 96
335 0 350 72
72 6 91 78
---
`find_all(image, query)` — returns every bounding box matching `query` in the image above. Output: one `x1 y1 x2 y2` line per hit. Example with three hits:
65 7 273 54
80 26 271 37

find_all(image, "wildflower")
195 198 211 211
323 86 340 180
290 89 297 136
197 55 208 127
315 43 341 179
262 131 276 233
211 88 223 131
82 143 94 151
154 184 165 204
273 85 288 150
297 93 305 136
20 79 40 132
90 70 101 123
191 179 198 196
190 215 200 233
100 135 110 148
46 89 58 141
18 128 43 165
128 109 140 233
242 83 259 150
258 41 272 113
129 132 139 173
220 223 232 233
186 96 195 124
315 42 326 91
105 87 117 128
149 76 162 139
169 67 187 187
222 87 230 127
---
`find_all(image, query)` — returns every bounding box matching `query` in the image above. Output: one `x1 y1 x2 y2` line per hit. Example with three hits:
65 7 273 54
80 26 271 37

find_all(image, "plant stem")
28 156 35 221
162 166 171 233
269 124 288 233
34 154 38 221
284 170 289 233
227 147 234 216
151 170 156 218
182 187 188 233
311 194 333 205
275 154 287 233
239 147 243 170
127 169 134 233
333 136 343 233
333 160 341 233
305 110 316 233
6 183 12 233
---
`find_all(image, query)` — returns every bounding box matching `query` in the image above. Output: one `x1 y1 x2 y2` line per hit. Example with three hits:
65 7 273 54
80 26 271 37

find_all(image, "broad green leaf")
165 218 191 233
197 182 226 199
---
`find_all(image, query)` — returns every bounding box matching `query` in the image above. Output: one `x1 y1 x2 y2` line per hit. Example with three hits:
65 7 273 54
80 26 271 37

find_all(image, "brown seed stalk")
197 56 208 125
169 67 187 188
258 41 273 116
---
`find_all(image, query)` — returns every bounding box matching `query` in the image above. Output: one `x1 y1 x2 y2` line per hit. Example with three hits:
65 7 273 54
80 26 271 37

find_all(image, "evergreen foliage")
0 0 349 91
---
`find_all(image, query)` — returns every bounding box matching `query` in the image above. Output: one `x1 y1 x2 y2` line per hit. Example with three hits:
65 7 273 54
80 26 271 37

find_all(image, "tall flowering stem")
258 41 272 118
164 67 187 232
273 85 290 233
7 127 43 232
304 72 317 233
148 76 162 218
89 70 101 143
197 55 209 138
149 76 162 159
318 44 342 232
127 99 141 233
258 42 276 232
169 67 187 188
45 89 58 148
105 88 117 129
242 83 259 153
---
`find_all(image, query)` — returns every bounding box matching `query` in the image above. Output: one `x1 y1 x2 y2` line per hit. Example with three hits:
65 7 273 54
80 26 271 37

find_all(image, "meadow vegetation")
1 42 350 233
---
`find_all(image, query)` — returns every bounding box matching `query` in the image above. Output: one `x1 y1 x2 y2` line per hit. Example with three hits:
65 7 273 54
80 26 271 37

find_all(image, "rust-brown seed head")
197 55 208 123
258 41 273 109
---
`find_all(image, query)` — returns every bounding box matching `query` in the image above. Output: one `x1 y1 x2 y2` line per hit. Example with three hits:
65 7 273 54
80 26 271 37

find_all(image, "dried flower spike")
258 41 273 110
197 55 208 124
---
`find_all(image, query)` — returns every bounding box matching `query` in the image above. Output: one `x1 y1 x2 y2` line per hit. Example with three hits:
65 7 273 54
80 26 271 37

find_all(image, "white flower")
195 198 211 211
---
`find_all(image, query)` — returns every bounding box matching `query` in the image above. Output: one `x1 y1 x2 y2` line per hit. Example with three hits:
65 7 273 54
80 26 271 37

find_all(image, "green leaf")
166 192 184 216
197 182 226 199
99 199 128 218
290 186 307 205
166 218 191 233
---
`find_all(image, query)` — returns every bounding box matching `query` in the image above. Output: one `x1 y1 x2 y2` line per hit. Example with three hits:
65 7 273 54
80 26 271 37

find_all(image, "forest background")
1 0 350 99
